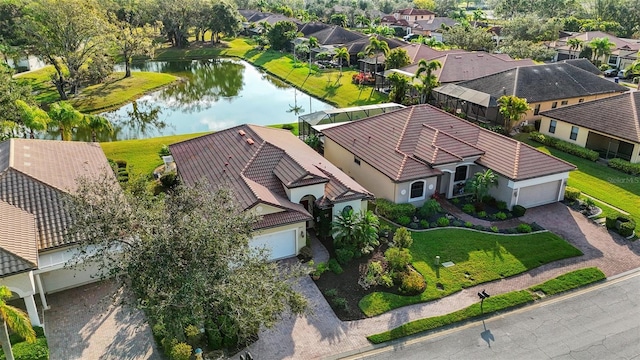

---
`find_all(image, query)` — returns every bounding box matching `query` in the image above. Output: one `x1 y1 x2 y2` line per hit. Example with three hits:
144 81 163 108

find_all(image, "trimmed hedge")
529 132 599 161
608 158 640 175
375 199 415 222
564 186 581 201
512 205 527 217
605 214 636 237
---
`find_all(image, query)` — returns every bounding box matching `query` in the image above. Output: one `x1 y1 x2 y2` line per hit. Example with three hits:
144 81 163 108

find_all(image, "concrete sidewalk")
242 203 640 359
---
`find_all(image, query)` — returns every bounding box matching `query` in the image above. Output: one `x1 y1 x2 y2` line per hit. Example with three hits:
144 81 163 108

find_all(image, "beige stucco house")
322 105 575 210
549 31 640 70
0 139 113 327
170 124 373 261
540 91 640 163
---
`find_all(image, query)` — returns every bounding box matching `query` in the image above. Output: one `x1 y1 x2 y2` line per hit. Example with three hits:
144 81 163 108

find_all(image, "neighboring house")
549 31 640 69
360 43 462 72
343 34 405 67
169 125 373 261
560 58 602 76
433 63 627 125
5 55 46 72
411 17 458 41
381 8 436 35
540 91 640 163
0 139 113 326
238 10 301 34
322 105 575 210
298 21 331 36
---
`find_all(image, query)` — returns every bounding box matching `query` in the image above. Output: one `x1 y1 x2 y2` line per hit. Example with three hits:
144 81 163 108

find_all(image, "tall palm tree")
497 95 531 134
84 114 114 142
567 38 584 59
589 37 615 66
388 72 410 104
307 36 318 74
14 100 50 139
0 286 36 360
47 102 83 141
333 47 350 75
415 59 442 104
355 14 370 28
364 37 390 75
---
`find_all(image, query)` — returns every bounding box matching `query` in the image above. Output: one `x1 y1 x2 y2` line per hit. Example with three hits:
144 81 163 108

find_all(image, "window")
354 156 361 165
551 102 558 109
454 166 467 182
409 181 425 200
549 120 557 134
533 104 541 115
608 55 618 65
342 205 353 216
570 126 579 140
561 100 568 106
578 98 584 103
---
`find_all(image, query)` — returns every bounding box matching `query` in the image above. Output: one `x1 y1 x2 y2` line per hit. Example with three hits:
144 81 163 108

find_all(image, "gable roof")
541 91 640 144
308 25 365 45
554 31 640 52
0 201 37 277
561 58 602 75
454 63 627 104
362 43 464 65
298 22 331 36
169 125 373 230
322 105 575 182
344 35 405 55
413 17 458 32
396 8 435 16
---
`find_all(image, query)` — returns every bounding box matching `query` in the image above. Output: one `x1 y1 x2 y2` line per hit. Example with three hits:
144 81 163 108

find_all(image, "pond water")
80 59 333 141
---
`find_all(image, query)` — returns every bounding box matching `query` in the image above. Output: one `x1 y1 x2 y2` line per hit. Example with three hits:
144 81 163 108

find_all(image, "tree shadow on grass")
323 82 342 98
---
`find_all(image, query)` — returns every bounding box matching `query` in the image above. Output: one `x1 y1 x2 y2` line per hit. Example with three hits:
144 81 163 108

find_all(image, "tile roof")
169 125 373 229
298 22 331 36
397 8 435 15
309 25 366 45
0 139 112 260
413 17 458 31
322 105 576 182
0 201 38 277
553 31 640 51
455 63 627 103
344 35 405 55
561 58 602 75
363 43 464 65
541 91 640 144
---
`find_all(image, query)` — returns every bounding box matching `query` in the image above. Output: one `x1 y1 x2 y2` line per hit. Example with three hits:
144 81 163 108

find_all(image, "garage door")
517 181 561 208
250 229 297 261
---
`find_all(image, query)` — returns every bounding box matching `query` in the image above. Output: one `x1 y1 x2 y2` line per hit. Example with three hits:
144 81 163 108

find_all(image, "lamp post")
477 289 490 314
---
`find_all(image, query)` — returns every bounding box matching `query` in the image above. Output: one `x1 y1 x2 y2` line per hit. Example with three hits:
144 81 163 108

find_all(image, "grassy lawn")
16 67 178 113
367 267 605 344
359 228 583 317
100 132 210 175
515 133 640 232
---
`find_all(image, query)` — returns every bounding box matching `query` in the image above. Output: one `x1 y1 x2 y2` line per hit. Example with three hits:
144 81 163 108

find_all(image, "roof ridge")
420 125 462 163
393 107 415 181
513 141 520 179
241 140 268 175
0 247 37 268
426 123 485 153
631 92 640 142
271 142 322 182
8 139 14 168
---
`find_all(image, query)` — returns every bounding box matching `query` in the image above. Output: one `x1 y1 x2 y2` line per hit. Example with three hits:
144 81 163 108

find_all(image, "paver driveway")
241 203 640 360
45 279 161 360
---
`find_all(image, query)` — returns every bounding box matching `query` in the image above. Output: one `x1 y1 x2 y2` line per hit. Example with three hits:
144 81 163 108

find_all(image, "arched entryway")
299 194 317 229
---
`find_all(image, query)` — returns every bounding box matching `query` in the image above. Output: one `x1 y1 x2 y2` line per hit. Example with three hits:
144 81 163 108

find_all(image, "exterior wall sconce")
300 230 305 238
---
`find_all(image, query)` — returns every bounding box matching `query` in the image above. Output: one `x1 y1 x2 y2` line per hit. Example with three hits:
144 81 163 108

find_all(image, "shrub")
392 227 413 249
117 174 129 183
206 327 223 350
462 204 475 214
452 198 460 204
152 322 167 345
408 222 419 229
385 247 412 272
530 222 544 231
376 199 415 221
477 211 487 218
158 144 171 158
114 159 127 168
420 219 429 228
512 205 527 217
7 338 49 360
170 342 192 360
474 224 485 231
482 195 496 206
380 274 394 288
521 124 536 133
464 221 473 228
325 288 338 298
281 123 294 130
608 158 640 175
605 215 618 229
399 270 426 295
517 224 532 233
491 226 499 233
313 262 328 277
606 214 636 236
298 245 312 262
619 221 635 237
436 217 450 227
452 220 463 227
335 248 354 265
418 199 442 218
496 201 507 210
327 258 344 274
185 324 202 347
396 216 411 226
495 212 507 220
332 297 349 310
529 131 599 161
117 167 128 175
160 172 178 188
564 186 581 201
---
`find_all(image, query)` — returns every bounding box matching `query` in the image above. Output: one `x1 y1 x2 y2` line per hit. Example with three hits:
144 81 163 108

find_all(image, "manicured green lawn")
100 132 210 175
515 134 640 232
16 68 178 113
367 267 605 344
359 228 583 317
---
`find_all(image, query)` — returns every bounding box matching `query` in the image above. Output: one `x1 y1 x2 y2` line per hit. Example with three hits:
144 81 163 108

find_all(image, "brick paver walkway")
241 203 640 360
45 280 161 360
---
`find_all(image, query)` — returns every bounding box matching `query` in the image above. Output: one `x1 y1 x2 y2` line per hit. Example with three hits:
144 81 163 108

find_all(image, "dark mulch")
563 199 600 218
450 196 516 221
313 235 402 321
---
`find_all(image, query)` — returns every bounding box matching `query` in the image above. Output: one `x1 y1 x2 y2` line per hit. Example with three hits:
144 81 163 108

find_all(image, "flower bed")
450 195 523 220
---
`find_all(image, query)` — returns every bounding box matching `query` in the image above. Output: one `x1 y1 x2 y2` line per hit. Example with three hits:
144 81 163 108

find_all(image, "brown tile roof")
308 25 365 46
0 139 112 253
540 92 640 144
170 125 373 229
0 201 38 277
553 31 640 52
397 8 435 15
322 105 576 181
364 43 464 65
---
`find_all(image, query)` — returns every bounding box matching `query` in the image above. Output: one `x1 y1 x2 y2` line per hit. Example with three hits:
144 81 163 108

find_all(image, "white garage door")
517 181 561 208
250 229 297 261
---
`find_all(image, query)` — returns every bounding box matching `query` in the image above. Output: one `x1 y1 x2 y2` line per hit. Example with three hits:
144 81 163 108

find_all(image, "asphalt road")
348 271 640 360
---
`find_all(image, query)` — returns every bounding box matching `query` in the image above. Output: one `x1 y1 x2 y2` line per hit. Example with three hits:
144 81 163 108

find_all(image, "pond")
77 59 333 141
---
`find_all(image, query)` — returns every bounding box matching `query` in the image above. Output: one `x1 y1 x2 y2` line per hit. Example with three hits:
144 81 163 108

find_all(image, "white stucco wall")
394 177 438 206
0 271 36 297
332 198 366 219
286 183 325 203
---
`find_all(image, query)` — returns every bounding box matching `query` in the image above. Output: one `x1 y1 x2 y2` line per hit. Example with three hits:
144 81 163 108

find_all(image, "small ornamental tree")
465 169 498 203
497 95 531 134
392 227 413 249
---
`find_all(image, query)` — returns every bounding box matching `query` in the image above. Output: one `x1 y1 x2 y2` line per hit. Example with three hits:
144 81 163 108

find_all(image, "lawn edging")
366 267 606 344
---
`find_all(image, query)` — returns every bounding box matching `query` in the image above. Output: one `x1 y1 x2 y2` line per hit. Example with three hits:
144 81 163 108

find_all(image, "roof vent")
238 130 246 136
246 138 254 145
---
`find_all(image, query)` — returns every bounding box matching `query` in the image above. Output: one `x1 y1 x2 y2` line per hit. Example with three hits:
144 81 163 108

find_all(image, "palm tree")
14 100 50 139
465 169 498 203
388 72 410 104
307 36 318 74
333 47 350 75
47 102 83 141
415 59 442 104
567 38 584 59
355 210 379 254
355 14 370 28
364 37 390 75
0 286 36 360
497 95 531 134
331 208 358 250
589 37 615 66
84 114 114 142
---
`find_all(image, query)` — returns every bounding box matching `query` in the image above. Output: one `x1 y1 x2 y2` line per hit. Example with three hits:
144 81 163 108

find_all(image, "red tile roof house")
0 139 113 327
322 105 576 210
381 8 436 35
169 125 373 261
539 91 640 163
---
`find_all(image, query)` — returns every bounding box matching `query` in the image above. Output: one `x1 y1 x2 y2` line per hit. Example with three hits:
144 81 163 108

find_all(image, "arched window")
409 181 426 200
342 205 353 216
